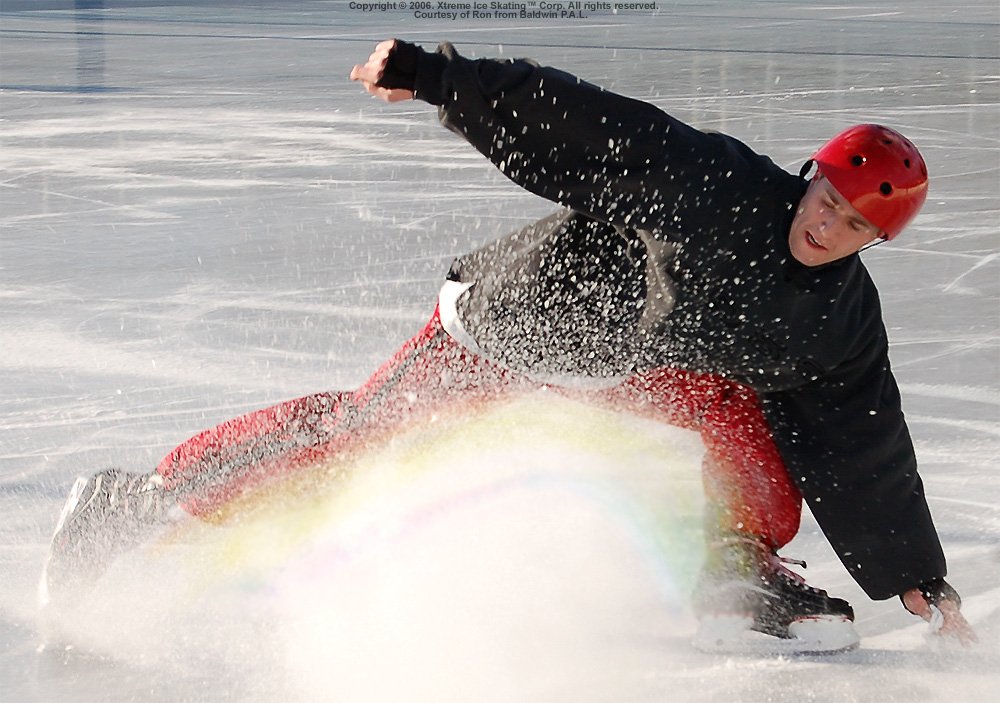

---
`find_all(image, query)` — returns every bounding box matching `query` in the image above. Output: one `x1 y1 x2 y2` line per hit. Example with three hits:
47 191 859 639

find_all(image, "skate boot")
691 535 859 654
39 468 177 610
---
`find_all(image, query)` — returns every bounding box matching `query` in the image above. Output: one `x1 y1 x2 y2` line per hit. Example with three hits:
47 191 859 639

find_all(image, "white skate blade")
693 614 860 655
37 475 90 610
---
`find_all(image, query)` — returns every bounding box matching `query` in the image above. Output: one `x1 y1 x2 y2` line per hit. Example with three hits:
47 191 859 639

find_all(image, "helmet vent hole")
880 182 893 196
903 158 911 168
882 138 894 145
851 154 865 167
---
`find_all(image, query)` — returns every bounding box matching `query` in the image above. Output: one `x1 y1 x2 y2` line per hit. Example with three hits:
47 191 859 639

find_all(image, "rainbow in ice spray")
157 393 707 699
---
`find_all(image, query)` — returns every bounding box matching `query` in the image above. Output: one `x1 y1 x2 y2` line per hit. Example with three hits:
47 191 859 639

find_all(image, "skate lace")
103 471 165 522
766 552 824 594
712 536 824 595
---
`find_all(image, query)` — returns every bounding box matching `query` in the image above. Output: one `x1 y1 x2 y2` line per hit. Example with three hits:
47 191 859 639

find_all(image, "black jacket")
395 41 945 600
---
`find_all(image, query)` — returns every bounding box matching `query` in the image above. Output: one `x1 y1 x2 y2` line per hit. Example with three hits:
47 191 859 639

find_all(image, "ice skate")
39 468 177 610
692 536 859 655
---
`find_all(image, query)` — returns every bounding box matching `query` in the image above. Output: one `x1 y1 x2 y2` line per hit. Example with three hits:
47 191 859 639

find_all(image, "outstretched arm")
762 331 977 647
350 39 771 232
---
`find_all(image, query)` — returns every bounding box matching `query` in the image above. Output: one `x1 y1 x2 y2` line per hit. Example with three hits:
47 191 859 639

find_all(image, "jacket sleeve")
411 42 771 231
760 329 947 600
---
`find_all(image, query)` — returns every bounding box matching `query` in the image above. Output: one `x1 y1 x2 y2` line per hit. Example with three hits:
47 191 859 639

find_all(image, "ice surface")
1 1 998 701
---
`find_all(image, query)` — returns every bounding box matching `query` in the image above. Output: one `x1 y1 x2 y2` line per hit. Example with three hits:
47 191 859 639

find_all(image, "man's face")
788 175 883 267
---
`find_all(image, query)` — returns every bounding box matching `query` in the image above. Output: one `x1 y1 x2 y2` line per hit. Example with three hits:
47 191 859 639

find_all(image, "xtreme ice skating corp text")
347 1 658 21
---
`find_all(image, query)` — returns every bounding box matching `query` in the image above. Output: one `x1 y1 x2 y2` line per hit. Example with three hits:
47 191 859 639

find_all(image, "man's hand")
349 39 415 103
902 584 978 647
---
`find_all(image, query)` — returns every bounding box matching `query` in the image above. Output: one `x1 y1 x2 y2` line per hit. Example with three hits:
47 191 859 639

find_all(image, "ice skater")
43 39 976 652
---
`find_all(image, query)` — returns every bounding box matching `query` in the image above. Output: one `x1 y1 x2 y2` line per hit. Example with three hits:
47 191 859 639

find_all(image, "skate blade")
693 614 860 655
37 475 90 610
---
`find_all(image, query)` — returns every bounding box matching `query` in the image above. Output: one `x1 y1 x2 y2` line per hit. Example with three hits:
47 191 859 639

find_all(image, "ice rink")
1 1 998 701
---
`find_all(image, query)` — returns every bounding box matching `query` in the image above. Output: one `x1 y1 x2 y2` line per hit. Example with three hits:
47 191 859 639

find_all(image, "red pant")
156 309 802 547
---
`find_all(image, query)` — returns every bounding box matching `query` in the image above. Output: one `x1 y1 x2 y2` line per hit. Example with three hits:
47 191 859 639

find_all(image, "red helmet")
812 124 928 240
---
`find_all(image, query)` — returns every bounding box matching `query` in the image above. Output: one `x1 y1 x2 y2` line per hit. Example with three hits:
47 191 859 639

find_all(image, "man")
44 39 975 652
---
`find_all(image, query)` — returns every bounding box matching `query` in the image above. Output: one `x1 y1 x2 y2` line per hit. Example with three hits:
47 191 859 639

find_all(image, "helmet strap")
859 237 888 253
798 159 815 179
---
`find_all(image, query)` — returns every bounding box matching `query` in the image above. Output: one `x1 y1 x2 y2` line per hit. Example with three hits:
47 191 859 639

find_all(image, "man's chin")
790 245 831 268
